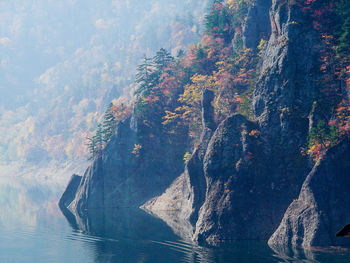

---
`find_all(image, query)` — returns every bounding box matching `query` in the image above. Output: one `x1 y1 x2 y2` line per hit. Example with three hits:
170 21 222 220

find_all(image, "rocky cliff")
268 137 350 248
60 0 350 247
143 0 327 244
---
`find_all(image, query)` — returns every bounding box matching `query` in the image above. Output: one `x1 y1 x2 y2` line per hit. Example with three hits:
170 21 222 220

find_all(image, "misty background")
0 0 210 177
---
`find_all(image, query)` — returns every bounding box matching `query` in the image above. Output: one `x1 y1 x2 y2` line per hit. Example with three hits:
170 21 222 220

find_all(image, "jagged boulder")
268 137 350 248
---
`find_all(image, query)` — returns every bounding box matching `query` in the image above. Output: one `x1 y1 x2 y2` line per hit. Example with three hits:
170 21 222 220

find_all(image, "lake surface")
1 175 350 263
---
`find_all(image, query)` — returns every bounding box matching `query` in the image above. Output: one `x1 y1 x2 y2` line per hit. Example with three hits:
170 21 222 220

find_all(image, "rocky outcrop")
268 137 350 248
143 0 324 244
253 0 320 160
143 89 269 242
61 111 186 217
194 114 264 242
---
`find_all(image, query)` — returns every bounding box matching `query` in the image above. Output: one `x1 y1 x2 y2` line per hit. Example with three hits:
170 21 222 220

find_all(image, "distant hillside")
0 0 210 164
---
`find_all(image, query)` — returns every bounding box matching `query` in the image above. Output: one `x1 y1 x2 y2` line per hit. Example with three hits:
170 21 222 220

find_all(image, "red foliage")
245 151 255 161
212 2 224 11
146 95 159 105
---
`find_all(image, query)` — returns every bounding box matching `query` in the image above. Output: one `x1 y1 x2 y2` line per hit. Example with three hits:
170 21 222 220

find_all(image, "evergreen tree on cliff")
102 103 117 144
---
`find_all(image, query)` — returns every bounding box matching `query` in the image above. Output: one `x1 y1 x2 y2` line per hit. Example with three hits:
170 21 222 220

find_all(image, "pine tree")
86 123 103 160
86 136 97 160
102 103 117 144
135 56 154 94
94 123 103 156
153 48 174 71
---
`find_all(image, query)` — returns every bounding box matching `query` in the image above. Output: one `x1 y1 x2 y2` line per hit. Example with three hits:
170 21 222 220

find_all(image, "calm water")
1 176 350 263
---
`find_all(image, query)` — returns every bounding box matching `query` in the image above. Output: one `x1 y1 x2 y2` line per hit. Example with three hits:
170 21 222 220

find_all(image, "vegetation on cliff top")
88 0 349 162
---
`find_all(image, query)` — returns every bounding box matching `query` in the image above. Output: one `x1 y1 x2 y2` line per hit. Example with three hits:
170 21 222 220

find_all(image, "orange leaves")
232 68 254 85
201 35 225 60
249 129 260 138
307 143 324 162
234 93 244 103
110 103 131 122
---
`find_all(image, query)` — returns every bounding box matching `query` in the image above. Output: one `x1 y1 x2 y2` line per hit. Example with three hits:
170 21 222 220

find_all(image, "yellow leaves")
227 0 236 9
162 110 180 125
165 74 218 139
216 60 233 75
183 152 192 164
227 0 247 10
257 39 266 56
178 74 217 109
306 142 326 163
132 144 142 156
190 74 217 88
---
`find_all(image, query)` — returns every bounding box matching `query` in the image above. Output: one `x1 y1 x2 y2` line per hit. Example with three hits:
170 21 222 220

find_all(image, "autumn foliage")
87 0 349 161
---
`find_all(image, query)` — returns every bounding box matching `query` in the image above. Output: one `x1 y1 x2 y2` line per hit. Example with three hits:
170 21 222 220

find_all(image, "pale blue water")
1 176 350 263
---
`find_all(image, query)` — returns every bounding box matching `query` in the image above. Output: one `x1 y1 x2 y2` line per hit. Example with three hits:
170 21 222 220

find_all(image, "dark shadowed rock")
61 111 186 218
268 137 350 248
243 0 271 50
58 174 82 209
201 89 215 131
336 224 350 237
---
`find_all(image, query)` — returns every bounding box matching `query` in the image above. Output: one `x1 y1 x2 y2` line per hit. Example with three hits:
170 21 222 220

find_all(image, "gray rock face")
268 137 350 248
253 0 319 157
201 89 215 131
194 114 265 242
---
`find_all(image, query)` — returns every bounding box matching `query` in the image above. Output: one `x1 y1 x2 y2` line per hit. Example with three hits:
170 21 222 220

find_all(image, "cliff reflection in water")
59 205 214 263
59 204 350 263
